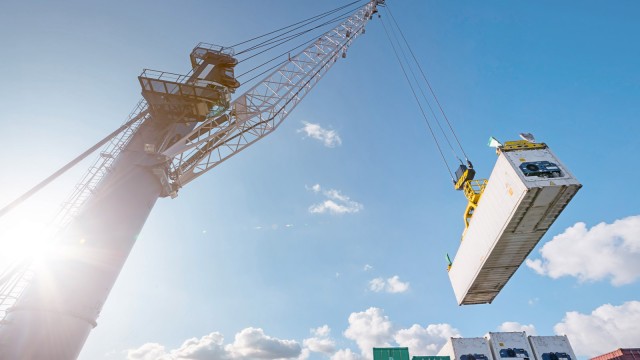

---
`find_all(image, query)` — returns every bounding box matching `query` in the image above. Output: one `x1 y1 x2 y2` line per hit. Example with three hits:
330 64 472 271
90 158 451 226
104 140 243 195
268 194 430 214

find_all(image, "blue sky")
0 1 639 360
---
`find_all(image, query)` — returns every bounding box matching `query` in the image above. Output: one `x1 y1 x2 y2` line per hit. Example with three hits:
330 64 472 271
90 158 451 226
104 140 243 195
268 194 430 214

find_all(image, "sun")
0 201 60 268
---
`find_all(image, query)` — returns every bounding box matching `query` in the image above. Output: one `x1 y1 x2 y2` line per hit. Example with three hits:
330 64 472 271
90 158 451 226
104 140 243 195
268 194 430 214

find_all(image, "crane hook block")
453 164 476 191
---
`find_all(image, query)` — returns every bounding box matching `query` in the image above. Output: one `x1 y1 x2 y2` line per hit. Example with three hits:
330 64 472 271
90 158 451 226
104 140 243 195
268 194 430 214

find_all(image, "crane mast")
0 1 384 359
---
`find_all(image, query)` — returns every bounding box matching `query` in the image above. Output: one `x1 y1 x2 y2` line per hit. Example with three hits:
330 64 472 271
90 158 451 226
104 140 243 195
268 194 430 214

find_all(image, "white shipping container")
438 337 494 360
486 332 534 360
528 336 577 360
448 142 581 305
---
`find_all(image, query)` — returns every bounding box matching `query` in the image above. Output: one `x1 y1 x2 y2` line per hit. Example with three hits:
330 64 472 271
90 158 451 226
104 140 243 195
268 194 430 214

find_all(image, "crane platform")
448 140 581 305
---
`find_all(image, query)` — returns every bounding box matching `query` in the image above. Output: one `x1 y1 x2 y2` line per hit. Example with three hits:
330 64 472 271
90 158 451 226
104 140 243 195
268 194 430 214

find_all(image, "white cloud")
313 325 331 337
344 308 394 359
342 308 459 360
394 324 460 356
127 343 167 360
497 322 537 335
526 215 640 286
298 121 342 147
332 349 362 360
369 278 386 292
368 276 410 293
303 325 336 355
227 328 301 359
386 276 410 293
364 264 373 271
128 310 460 360
554 301 640 357
308 185 363 215
128 329 300 360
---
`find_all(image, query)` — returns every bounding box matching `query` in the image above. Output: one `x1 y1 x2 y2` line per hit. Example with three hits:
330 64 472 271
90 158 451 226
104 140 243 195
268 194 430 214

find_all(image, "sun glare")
0 202 60 268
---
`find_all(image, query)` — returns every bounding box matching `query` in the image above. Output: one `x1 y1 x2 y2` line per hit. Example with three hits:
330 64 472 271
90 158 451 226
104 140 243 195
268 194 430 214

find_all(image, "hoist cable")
382 8 461 164
385 3 471 164
237 13 352 63
240 58 289 84
237 12 352 57
237 35 319 79
234 0 365 55
380 16 454 181
240 14 367 82
230 0 363 49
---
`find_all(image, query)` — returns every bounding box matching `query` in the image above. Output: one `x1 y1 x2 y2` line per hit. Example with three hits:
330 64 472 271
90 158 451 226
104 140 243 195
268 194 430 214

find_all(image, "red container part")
590 349 640 360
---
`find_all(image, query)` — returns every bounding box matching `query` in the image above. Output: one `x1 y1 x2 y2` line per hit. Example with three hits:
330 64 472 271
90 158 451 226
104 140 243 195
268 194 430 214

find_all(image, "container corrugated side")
590 349 640 360
413 356 450 360
374 348 410 360
486 332 534 360
438 337 494 360
528 335 577 360
448 146 581 305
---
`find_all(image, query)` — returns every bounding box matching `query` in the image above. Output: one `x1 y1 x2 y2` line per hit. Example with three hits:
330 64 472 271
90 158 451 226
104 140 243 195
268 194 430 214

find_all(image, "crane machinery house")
448 139 581 305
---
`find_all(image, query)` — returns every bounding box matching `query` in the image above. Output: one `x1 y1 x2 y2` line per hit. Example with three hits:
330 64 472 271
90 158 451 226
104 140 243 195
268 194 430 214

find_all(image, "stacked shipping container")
438 334 577 360
590 349 640 360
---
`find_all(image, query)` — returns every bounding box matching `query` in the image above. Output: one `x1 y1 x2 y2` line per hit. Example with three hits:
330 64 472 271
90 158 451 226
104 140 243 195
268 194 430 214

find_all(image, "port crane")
0 0 582 357
0 1 385 358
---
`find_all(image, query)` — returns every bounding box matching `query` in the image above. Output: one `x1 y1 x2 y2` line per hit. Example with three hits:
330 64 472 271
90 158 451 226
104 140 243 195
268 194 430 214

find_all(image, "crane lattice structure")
165 4 377 187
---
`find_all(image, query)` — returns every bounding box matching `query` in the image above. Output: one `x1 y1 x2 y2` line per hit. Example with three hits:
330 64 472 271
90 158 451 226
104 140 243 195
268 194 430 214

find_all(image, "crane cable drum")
378 4 474 186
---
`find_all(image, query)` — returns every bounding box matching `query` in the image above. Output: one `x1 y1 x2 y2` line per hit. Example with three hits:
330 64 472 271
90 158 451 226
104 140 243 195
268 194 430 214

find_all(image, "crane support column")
0 117 167 359
0 45 238 359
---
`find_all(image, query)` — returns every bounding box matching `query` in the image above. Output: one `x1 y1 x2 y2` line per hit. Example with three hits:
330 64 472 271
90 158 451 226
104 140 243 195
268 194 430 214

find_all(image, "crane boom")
0 1 384 359
164 0 383 188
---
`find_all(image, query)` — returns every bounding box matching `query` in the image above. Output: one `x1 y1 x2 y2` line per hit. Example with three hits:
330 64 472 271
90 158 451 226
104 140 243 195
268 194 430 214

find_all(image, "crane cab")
138 43 240 124
190 43 241 91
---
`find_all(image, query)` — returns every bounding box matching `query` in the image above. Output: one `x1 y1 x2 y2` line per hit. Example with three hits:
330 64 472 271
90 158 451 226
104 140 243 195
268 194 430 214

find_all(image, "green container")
413 356 451 360
373 347 411 360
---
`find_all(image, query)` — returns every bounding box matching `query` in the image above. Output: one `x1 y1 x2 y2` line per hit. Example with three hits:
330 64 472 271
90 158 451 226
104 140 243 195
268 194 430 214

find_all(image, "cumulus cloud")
332 349 362 360
128 309 459 360
303 325 336 355
526 215 640 286
298 121 342 147
307 185 363 215
344 308 394 359
368 276 410 293
394 324 460 356
363 264 373 271
128 329 300 360
343 308 458 359
554 301 640 357
497 322 537 335
228 328 301 359
128 343 167 360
